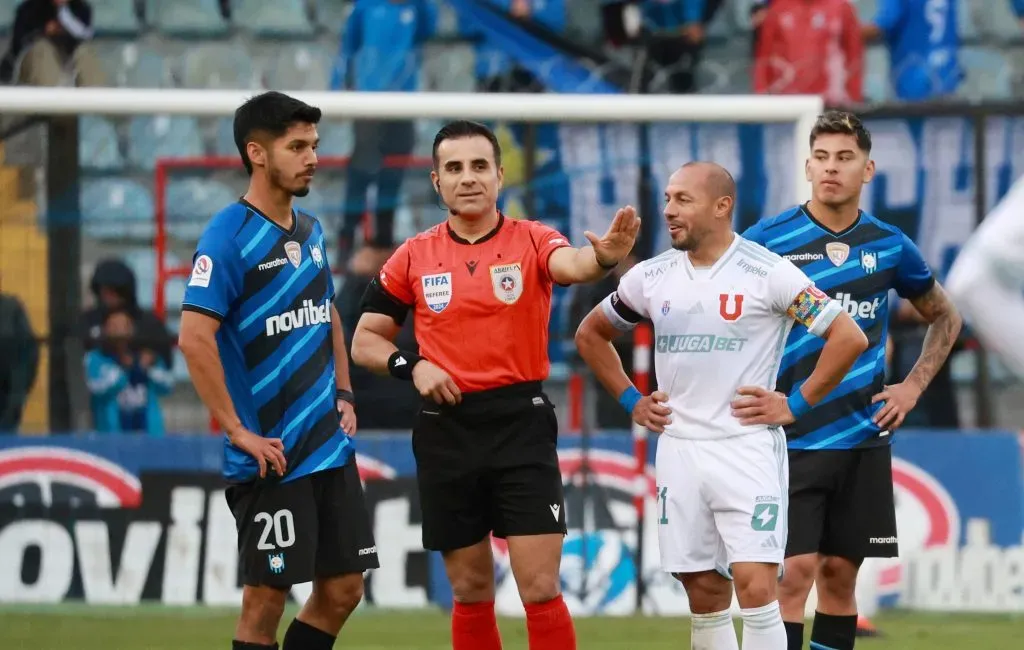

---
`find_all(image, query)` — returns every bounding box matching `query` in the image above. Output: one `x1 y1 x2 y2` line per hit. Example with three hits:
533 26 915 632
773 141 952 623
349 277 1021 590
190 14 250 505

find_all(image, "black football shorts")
225 458 379 587
786 445 899 560
412 381 567 552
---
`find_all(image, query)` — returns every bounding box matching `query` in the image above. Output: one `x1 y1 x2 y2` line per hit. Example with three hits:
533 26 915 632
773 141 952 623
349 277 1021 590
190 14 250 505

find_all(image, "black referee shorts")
412 381 567 552
786 445 899 560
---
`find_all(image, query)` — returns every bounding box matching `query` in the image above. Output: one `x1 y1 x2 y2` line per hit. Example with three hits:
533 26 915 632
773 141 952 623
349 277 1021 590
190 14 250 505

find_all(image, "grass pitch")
2 605 1020 649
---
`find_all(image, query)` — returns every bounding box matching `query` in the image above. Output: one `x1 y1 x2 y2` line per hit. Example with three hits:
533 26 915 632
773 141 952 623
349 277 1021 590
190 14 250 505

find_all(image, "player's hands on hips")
412 360 462 405
871 382 920 431
633 390 672 433
229 428 286 479
584 205 641 267
731 386 795 426
337 399 357 436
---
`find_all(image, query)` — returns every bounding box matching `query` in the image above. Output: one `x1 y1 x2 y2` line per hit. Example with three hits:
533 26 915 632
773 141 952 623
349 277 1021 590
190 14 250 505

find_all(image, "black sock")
785 621 805 650
810 612 857 650
282 618 336 650
232 642 277 650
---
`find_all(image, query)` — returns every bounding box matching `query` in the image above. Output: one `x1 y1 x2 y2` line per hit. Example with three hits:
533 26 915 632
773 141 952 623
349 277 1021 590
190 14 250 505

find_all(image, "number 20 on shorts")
255 509 296 550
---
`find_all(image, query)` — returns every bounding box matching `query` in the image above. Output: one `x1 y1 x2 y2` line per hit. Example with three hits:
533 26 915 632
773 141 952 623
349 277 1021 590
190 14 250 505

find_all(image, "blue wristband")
787 391 811 419
619 386 643 414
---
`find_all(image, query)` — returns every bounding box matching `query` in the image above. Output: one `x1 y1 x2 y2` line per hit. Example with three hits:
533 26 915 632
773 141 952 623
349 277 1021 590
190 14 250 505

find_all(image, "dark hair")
809 110 872 153
432 120 502 169
234 91 322 175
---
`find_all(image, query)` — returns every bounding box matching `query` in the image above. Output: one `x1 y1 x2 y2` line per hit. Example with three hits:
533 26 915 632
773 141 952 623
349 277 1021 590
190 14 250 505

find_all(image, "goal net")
0 87 822 615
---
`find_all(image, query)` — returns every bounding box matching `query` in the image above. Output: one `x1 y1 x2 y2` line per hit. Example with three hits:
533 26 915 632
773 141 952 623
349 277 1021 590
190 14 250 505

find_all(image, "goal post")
0 87 823 205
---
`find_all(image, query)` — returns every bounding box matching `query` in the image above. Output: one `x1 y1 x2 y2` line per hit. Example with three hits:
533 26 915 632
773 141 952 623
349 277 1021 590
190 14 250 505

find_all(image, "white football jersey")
601 235 842 440
947 174 1024 375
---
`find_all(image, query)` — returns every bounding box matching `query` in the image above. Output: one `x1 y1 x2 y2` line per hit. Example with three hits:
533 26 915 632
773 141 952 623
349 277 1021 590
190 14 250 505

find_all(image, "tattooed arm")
872 282 962 430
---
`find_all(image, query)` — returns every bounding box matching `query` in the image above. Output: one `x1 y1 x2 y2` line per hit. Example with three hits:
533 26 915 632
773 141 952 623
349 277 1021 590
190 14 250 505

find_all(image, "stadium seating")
958 47 1013 99
99 42 174 88
263 43 335 91
864 46 892 103
181 42 257 89
165 178 239 240
79 115 125 172
144 0 228 38
232 0 316 38
127 115 206 170
91 0 142 37
315 0 352 33
957 0 981 42
81 177 155 240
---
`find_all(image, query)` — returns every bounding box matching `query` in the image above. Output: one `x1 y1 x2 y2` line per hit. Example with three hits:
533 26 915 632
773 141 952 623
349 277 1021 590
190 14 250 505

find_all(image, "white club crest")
825 242 850 267
284 241 302 268
860 249 878 274
490 262 524 305
309 243 324 269
421 272 452 313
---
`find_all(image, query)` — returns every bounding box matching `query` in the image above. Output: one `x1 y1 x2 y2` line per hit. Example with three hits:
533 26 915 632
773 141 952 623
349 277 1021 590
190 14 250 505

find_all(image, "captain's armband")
600 291 644 331
787 284 842 337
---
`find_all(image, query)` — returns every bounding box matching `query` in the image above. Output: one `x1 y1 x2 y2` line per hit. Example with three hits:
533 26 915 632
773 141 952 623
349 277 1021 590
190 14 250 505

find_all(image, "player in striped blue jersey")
178 92 378 650
743 111 961 650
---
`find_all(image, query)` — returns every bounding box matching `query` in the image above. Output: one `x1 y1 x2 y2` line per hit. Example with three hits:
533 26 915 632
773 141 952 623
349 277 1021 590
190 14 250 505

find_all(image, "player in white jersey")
946 173 1024 376
575 162 869 650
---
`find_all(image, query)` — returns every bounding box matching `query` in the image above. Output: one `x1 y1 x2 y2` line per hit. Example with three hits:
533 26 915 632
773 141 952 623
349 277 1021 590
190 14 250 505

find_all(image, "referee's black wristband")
596 255 618 271
336 389 354 405
388 350 423 381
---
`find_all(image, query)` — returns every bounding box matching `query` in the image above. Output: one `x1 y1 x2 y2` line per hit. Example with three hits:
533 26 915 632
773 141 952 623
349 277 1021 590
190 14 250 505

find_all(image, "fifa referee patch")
788 285 830 327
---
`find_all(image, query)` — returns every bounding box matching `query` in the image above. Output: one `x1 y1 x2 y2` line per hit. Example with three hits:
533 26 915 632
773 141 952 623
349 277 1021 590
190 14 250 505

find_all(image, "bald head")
679 161 736 208
663 161 738 252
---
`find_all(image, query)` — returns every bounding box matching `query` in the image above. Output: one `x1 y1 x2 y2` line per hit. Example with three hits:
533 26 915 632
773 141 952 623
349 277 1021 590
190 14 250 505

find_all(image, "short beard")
269 164 310 197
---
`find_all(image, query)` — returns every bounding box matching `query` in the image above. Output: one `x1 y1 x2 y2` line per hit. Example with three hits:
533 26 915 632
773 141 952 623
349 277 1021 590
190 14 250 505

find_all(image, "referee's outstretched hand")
230 429 287 479
584 205 641 266
633 391 672 433
412 360 462 405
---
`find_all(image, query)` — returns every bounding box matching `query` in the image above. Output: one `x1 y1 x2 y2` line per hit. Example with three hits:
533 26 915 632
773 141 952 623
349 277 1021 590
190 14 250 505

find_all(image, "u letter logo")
719 293 744 321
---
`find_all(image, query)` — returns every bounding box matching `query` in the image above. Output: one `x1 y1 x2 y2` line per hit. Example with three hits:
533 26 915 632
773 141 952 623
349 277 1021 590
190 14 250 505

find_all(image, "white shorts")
655 429 789 575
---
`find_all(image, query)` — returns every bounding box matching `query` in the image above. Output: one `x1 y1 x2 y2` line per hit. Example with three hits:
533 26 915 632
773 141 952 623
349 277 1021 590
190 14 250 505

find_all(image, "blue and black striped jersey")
182 200 352 482
743 204 935 450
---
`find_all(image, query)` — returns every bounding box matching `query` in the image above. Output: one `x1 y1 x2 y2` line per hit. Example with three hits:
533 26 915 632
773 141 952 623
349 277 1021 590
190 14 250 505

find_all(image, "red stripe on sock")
451 600 502 650
524 595 577 650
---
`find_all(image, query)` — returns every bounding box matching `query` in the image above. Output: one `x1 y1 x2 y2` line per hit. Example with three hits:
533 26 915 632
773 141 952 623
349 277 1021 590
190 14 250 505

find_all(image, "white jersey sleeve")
600 264 649 331
769 258 842 337
947 174 1024 376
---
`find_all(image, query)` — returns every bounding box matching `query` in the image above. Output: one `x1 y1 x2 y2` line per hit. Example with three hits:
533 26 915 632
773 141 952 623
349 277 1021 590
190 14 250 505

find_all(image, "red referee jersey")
378 214 571 393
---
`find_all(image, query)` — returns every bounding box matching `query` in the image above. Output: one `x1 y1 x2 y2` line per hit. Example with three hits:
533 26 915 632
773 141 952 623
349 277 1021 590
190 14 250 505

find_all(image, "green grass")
1 605 1021 649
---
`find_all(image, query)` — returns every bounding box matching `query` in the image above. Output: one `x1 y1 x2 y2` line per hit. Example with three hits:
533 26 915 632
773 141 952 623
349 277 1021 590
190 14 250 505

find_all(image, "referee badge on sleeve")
490 262 523 305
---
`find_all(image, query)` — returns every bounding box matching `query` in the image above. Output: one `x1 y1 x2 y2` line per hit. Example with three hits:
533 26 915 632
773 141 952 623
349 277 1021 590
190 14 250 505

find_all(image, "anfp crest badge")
284 241 302 268
825 242 850 267
860 249 877 274
490 262 524 305
421 272 452 313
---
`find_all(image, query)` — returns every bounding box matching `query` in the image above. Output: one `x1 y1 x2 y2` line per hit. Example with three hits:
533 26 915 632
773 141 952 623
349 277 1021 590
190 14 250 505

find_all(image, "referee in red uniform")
351 120 639 650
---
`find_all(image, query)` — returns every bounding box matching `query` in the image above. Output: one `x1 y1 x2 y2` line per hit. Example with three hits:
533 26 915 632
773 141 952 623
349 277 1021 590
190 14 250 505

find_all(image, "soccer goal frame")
0 87 823 205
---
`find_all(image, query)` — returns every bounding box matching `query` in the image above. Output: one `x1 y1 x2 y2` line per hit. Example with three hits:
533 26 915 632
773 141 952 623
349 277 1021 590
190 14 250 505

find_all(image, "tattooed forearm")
906 282 963 392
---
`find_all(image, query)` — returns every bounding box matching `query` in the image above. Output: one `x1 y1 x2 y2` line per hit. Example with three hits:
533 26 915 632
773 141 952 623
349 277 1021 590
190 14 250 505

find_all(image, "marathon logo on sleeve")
264 299 332 336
